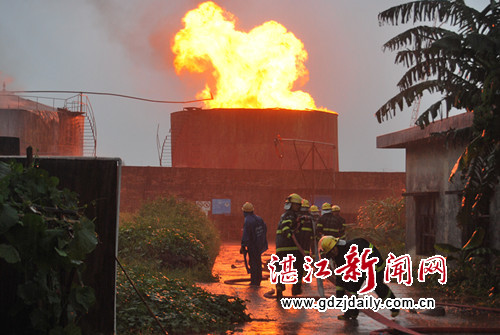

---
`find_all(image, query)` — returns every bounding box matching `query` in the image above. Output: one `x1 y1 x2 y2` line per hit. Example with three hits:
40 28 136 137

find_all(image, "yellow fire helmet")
287 193 303 204
241 202 254 212
301 199 310 208
318 235 339 255
321 202 332 211
310 205 319 213
332 205 340 212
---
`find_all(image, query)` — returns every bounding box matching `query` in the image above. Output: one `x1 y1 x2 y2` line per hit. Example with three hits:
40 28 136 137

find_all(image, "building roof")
376 112 474 149
0 91 57 111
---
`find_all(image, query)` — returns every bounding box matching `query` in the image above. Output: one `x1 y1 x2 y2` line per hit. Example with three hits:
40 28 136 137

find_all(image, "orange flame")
172 1 324 110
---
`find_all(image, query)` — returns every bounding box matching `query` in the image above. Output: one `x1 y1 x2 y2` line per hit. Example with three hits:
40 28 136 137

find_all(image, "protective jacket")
317 212 346 238
296 212 314 255
275 208 305 296
331 238 396 318
241 212 268 255
334 215 347 238
242 212 268 286
333 238 385 293
275 209 299 254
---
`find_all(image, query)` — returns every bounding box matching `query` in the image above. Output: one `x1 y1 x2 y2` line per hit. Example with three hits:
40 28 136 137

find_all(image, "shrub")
119 225 210 270
0 161 97 334
119 196 220 276
349 196 405 257
116 197 250 334
131 196 220 269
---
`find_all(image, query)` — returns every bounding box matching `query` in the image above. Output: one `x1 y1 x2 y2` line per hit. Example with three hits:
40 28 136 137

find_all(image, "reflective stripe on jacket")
276 210 299 253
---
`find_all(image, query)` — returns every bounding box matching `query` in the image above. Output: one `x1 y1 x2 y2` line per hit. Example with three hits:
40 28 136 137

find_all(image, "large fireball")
172 1 322 110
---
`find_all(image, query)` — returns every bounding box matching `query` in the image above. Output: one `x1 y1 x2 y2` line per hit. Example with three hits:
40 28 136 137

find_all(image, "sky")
0 0 481 171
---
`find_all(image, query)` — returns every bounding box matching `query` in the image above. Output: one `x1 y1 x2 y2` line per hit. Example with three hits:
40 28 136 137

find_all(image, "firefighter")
317 203 345 239
332 205 347 239
310 205 320 223
309 205 321 253
275 193 303 299
296 199 314 256
240 202 268 286
319 235 399 320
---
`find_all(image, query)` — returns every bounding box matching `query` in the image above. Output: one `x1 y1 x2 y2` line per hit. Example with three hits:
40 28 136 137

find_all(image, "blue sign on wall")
212 199 231 215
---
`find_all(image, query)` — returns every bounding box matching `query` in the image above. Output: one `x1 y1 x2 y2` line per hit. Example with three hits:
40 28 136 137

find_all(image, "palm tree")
376 0 499 238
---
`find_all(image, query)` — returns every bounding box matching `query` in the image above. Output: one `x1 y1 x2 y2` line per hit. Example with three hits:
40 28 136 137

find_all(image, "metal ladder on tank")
156 125 171 167
64 93 97 157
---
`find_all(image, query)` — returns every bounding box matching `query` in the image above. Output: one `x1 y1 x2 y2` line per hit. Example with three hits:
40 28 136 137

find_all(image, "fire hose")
263 235 500 334
262 269 500 335
370 326 500 334
116 256 169 335
435 302 500 313
366 303 498 334
223 276 270 285
243 248 250 274
223 248 269 285
263 277 424 335
267 234 425 335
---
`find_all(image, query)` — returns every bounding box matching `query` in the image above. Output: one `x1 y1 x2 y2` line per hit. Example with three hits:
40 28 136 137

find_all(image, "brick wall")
120 167 405 241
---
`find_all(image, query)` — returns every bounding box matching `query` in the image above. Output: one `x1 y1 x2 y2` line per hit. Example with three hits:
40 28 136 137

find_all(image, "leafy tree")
349 196 406 257
376 0 500 238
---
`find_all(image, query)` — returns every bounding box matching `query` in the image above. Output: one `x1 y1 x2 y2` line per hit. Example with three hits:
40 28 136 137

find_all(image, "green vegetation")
349 196 405 257
116 269 249 334
117 197 250 334
376 0 499 307
376 0 499 244
0 161 97 334
133 196 220 270
417 227 500 307
119 225 211 278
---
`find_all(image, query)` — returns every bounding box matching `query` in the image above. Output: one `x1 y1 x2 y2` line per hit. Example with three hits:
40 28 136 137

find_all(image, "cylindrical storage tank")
171 108 338 171
0 94 84 157
0 109 84 156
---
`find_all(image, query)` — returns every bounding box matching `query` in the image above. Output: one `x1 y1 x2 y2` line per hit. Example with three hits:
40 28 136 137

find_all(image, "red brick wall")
120 167 405 241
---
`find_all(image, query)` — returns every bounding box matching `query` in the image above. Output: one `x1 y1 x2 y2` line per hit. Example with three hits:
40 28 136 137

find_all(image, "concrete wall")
120 166 405 240
377 111 500 257
0 109 84 156
404 137 466 256
491 186 500 253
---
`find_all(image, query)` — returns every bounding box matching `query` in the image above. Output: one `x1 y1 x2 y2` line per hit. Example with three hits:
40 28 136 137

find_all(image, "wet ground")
198 242 500 335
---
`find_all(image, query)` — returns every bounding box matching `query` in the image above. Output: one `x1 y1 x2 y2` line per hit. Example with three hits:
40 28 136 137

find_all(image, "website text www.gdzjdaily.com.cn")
280 294 436 313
